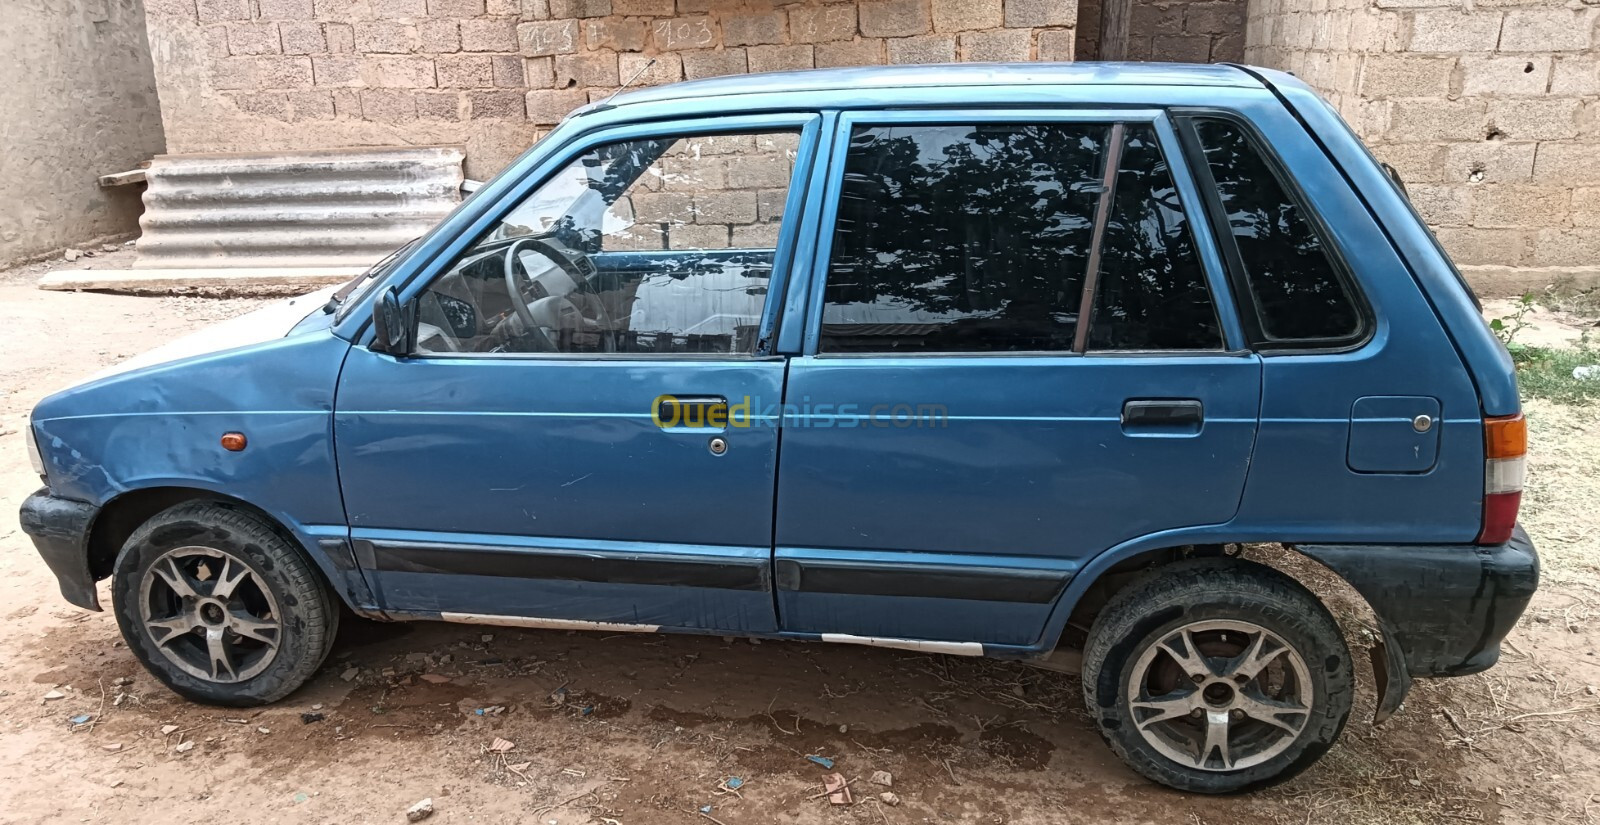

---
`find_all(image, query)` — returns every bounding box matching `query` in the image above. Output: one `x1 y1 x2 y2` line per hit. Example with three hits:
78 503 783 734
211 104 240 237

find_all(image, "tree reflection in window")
821 123 1106 353
1088 126 1221 350
1193 118 1360 343
819 122 1220 354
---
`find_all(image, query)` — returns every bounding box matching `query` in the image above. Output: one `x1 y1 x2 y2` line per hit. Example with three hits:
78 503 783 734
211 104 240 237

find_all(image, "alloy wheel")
137 546 282 683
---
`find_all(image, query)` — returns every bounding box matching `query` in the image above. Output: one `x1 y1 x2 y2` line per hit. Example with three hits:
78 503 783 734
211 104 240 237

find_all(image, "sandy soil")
2 253 1598 824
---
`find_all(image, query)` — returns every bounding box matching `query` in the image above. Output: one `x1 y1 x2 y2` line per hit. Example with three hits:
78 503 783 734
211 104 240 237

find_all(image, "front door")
773 111 1262 647
335 116 821 633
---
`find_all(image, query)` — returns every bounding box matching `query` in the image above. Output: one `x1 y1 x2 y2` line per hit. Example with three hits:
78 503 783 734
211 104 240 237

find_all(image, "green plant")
1490 293 1536 346
1509 340 1600 405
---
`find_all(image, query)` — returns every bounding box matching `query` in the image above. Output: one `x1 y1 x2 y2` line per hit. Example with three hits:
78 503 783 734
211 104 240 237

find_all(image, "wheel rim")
1126 619 1313 772
137 546 282 683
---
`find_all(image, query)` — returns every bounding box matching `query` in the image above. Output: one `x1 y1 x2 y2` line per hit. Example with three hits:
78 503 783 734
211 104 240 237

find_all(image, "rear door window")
1188 117 1364 346
817 121 1222 354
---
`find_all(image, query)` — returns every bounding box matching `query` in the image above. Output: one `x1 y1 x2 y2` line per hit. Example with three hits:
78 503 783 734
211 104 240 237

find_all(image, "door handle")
653 395 729 429
1121 399 1204 433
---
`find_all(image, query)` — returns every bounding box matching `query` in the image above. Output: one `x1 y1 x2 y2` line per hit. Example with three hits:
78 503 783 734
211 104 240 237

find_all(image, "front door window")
414 130 801 356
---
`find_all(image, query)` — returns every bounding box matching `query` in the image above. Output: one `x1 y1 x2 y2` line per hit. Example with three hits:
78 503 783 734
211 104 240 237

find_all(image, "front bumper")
1296 525 1538 720
18 488 102 611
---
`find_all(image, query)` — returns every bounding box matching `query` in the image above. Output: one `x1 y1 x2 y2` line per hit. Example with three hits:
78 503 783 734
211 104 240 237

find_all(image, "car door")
334 114 822 633
772 110 1263 648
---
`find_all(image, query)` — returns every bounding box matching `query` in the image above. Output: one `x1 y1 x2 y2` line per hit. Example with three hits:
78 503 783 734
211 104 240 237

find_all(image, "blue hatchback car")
20 63 1537 792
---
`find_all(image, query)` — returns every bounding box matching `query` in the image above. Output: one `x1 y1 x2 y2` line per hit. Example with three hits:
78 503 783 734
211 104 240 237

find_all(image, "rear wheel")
1081 558 1352 793
110 501 338 706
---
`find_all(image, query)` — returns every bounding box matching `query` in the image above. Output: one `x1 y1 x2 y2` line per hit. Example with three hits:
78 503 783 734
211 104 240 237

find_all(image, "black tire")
110 500 338 706
1081 557 1352 793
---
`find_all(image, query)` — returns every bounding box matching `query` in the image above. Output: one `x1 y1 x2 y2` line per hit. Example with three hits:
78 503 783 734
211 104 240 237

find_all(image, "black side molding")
775 558 1069 604
367 540 770 591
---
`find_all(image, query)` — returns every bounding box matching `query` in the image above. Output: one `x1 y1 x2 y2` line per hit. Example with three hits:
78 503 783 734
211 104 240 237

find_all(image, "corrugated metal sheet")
135 147 465 270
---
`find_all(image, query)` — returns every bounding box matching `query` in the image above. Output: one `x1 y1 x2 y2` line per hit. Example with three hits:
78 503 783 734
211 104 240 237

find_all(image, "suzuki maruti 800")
20 63 1538 792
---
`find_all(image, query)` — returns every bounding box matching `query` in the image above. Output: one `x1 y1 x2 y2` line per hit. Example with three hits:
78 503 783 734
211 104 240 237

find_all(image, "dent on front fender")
29 331 361 605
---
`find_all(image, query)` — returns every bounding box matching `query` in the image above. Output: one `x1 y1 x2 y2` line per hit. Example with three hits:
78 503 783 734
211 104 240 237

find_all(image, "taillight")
1478 413 1526 544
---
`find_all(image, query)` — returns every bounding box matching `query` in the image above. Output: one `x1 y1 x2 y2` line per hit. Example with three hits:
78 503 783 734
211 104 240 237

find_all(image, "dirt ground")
2 250 1598 825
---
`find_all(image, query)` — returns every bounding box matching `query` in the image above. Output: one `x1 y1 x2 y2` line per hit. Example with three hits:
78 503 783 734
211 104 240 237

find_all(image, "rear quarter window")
1188 117 1365 348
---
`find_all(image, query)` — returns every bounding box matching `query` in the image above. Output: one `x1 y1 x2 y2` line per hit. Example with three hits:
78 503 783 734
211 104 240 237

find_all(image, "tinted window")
1194 118 1360 343
414 130 798 356
819 123 1105 353
1088 127 1221 350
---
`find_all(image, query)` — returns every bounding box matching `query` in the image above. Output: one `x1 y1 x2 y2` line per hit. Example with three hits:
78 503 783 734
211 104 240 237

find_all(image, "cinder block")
960 29 1030 62
649 17 717 51
210 58 259 90
632 192 695 224
933 0 1001 32
461 19 518 51
1406 11 1501 53
888 34 956 63
521 0 551 19
613 0 675 14
1499 8 1595 53
356 21 419 54
1131 2 1183 36
416 91 465 120
326 24 355 53
229 23 283 55
728 153 791 188
756 188 787 222
1359 55 1454 98
1442 141 1536 184
365 55 437 87
1151 34 1211 62
370 0 428 16
524 56 555 88
1487 98 1581 141
1405 183 1472 225
1433 227 1526 267
588 18 649 52
437 54 496 87
1037 29 1074 61
1005 0 1076 28
861 0 931 38
492 54 525 86
145 0 199 19
619 51 684 85
724 12 788 46
791 5 859 42
1461 55 1551 96
469 90 526 119
280 22 328 55
258 0 314 19
1185 2 1245 34
311 56 362 87
732 223 782 247
1385 99 1488 142
197 0 249 23
1472 185 1571 229
232 92 291 120
694 191 759 224
427 0 486 15
816 38 886 67
519 19 580 56
361 89 418 121
1532 143 1600 185
683 48 749 79
1551 56 1600 96
549 0 611 17
419 20 461 53
555 50 621 86
256 56 315 87
288 91 337 120
1572 188 1600 227
747 44 815 73
1529 228 1600 268
668 224 731 250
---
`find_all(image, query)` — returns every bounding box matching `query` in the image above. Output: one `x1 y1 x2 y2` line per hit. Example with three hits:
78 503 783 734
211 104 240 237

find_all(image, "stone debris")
870 770 893 787
405 798 434 822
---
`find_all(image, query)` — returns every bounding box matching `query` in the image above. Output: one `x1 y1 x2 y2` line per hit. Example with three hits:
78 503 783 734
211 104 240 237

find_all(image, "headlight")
25 421 46 480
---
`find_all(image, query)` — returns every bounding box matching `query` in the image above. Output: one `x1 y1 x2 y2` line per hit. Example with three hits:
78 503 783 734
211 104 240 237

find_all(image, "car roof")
599 62 1262 111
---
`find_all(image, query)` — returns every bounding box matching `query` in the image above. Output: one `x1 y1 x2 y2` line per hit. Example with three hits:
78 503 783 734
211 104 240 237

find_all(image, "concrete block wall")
1 0 167 268
1077 0 1247 63
1247 0 1600 295
141 0 1079 180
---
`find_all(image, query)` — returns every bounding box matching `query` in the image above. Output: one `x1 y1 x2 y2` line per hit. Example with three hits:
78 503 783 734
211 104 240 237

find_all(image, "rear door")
773 110 1262 648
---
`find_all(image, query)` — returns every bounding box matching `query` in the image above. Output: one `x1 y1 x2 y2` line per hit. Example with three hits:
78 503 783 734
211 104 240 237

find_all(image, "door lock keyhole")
708 436 728 456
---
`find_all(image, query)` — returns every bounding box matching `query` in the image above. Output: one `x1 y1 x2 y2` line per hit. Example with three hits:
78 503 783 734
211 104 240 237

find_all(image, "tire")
1081 557 1352 793
110 500 339 706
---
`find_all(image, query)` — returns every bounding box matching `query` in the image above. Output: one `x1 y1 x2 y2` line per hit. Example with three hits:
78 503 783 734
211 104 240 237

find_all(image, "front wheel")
110 501 338 706
1081 558 1353 793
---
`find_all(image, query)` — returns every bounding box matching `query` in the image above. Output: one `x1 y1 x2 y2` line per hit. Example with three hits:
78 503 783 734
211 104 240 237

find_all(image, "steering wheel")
501 236 613 350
